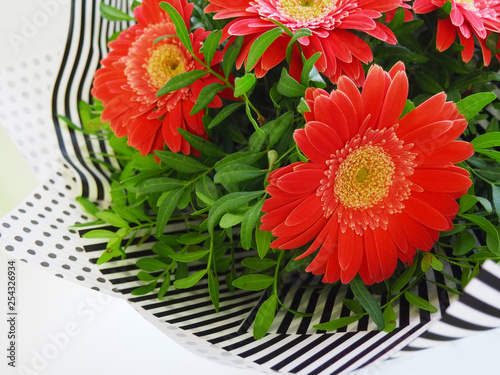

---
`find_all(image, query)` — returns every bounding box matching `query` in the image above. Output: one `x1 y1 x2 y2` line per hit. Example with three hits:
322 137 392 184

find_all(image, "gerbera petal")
377 70 409 128
411 169 472 193
404 196 451 231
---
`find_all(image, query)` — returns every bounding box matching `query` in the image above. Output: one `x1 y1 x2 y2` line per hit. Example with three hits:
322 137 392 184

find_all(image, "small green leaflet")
76 196 100 216
208 270 220 313
471 132 500 150
155 150 209 173
158 276 171 299
208 102 245 129
222 36 244 78
246 27 284 71
131 281 157 296
286 28 312 63
234 73 257 97
99 2 135 21
461 213 500 255
173 269 207 289
456 92 496 121
350 275 385 331
190 83 226 115
156 70 207 97
277 68 306 97
383 305 397 333
156 188 183 236
313 315 362 331
452 230 476 255
82 229 122 239
202 30 222 67
159 2 193 53
255 227 272 259
138 177 185 195
95 211 130 229
240 199 265 250
253 294 277 340
136 258 168 272
242 257 277 271
207 191 264 234
232 274 274 291
390 261 417 293
177 128 226 158
214 164 266 184
404 291 438 313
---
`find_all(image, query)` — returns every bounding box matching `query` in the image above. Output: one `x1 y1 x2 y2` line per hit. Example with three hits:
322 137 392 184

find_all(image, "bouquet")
73 0 500 352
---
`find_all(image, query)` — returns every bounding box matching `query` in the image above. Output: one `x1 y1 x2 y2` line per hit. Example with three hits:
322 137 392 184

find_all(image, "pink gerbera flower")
205 0 408 85
261 62 473 285
413 0 500 65
92 0 225 156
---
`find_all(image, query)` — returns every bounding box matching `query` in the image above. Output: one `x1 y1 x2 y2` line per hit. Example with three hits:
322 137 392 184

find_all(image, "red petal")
436 18 457 52
411 168 472 193
276 168 324 194
378 70 409 128
404 196 451 231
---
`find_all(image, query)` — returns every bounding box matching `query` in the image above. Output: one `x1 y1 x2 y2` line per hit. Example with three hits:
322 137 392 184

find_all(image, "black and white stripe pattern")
3 0 500 373
398 260 500 354
80 219 459 374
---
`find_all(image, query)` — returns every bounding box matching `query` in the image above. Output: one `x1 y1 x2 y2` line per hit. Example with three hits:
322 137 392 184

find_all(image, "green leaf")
456 93 496 121
461 214 500 255
136 258 168 272
390 261 418 293
342 299 365 315
383 305 397 333
246 27 284 71
138 178 185 195
202 30 222 66
253 294 277 340
173 269 207 289
214 164 266 184
215 151 266 171
82 229 122 239
137 271 156 281
156 150 208 173
178 128 226 157
131 281 157 296
313 315 362 331
99 2 135 21
222 36 244 78
415 71 443 94
220 212 244 228
156 189 183 236
96 238 121 265
256 227 272 259
208 102 245 129
156 70 207 97
450 72 500 91
472 132 500 150
232 274 274 291
159 2 193 53
207 191 264 234
350 275 385 331
404 291 438 313
300 52 321 86
178 232 211 245
95 211 130 229
240 199 265 250
208 270 220 313
195 175 218 203
241 257 277 271
234 73 257 97
286 28 312 62
190 83 226 115
76 196 100 216
171 250 210 263
492 184 500 221
158 275 171 299
277 68 306 97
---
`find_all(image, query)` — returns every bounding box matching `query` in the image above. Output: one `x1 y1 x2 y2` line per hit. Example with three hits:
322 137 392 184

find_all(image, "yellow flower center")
147 43 187 89
334 145 395 210
278 0 336 22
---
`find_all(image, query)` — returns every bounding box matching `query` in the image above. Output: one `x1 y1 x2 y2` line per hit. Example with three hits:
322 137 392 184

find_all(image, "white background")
1 1 500 375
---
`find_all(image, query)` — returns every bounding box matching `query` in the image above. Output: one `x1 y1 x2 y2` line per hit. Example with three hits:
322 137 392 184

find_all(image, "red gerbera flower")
205 0 408 85
413 0 500 65
92 0 224 156
261 62 473 285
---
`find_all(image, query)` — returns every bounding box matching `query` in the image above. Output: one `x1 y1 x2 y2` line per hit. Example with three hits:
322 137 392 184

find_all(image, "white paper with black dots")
2 1 500 374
